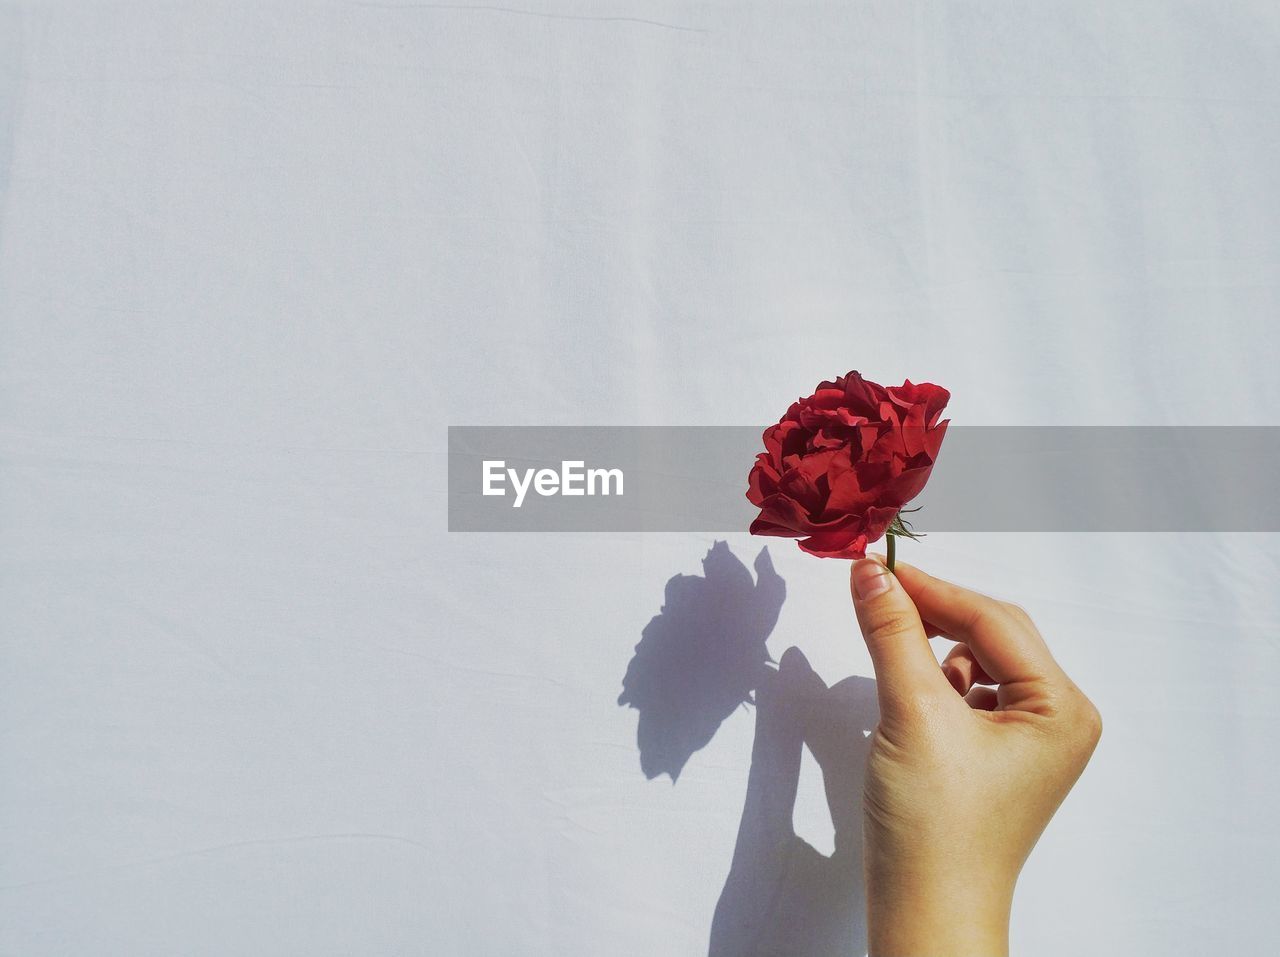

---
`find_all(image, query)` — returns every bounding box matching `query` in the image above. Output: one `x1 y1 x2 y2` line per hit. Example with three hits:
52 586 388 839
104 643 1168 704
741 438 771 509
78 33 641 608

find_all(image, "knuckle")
1000 601 1034 627
964 601 1005 634
1080 699 1104 744
1054 685 1103 749
866 608 919 641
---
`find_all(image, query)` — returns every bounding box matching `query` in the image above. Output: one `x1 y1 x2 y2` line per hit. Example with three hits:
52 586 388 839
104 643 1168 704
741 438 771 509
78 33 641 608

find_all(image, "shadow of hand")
710 647 878 957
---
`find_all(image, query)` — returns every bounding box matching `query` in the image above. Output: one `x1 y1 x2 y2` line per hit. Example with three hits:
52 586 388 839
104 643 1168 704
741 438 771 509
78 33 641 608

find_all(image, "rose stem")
886 531 896 573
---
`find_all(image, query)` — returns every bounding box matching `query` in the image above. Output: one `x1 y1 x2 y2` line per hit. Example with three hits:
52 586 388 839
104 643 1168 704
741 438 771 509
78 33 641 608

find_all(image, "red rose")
746 371 950 559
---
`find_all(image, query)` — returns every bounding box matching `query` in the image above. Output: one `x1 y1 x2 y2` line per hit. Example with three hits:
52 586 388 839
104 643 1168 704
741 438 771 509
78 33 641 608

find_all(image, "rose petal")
747 371 950 558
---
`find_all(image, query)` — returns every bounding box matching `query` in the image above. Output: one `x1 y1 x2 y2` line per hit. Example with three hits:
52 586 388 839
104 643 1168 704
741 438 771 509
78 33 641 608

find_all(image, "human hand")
849 558 1102 957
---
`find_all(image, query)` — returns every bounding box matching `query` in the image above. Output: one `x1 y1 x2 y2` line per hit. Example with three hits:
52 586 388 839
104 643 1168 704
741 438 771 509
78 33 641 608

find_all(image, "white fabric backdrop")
2 2 1278 954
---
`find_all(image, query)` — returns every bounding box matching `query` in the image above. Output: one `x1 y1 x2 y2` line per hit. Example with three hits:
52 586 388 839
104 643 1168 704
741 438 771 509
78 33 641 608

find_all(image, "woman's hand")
849 557 1102 957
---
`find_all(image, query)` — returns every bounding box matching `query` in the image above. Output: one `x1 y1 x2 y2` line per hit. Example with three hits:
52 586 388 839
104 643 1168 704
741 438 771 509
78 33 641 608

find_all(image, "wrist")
866 871 1014 957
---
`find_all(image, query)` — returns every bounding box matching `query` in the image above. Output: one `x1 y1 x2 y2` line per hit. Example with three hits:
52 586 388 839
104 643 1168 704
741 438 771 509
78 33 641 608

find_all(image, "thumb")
850 558 952 718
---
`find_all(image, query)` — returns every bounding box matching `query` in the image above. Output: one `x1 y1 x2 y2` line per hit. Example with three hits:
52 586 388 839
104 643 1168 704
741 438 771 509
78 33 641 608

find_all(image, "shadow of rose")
617 541 785 781
620 542 879 955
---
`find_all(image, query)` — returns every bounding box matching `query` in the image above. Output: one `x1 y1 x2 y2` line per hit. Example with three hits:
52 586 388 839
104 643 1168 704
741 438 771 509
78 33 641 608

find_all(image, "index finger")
888 560 1061 686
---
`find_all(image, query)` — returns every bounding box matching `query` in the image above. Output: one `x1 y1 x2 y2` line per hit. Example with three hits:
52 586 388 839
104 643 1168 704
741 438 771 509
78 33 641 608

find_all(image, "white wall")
1 2 1277 954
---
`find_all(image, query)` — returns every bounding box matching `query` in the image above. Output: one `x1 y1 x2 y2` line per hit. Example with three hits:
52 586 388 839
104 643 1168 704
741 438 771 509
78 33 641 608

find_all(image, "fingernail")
852 558 892 601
